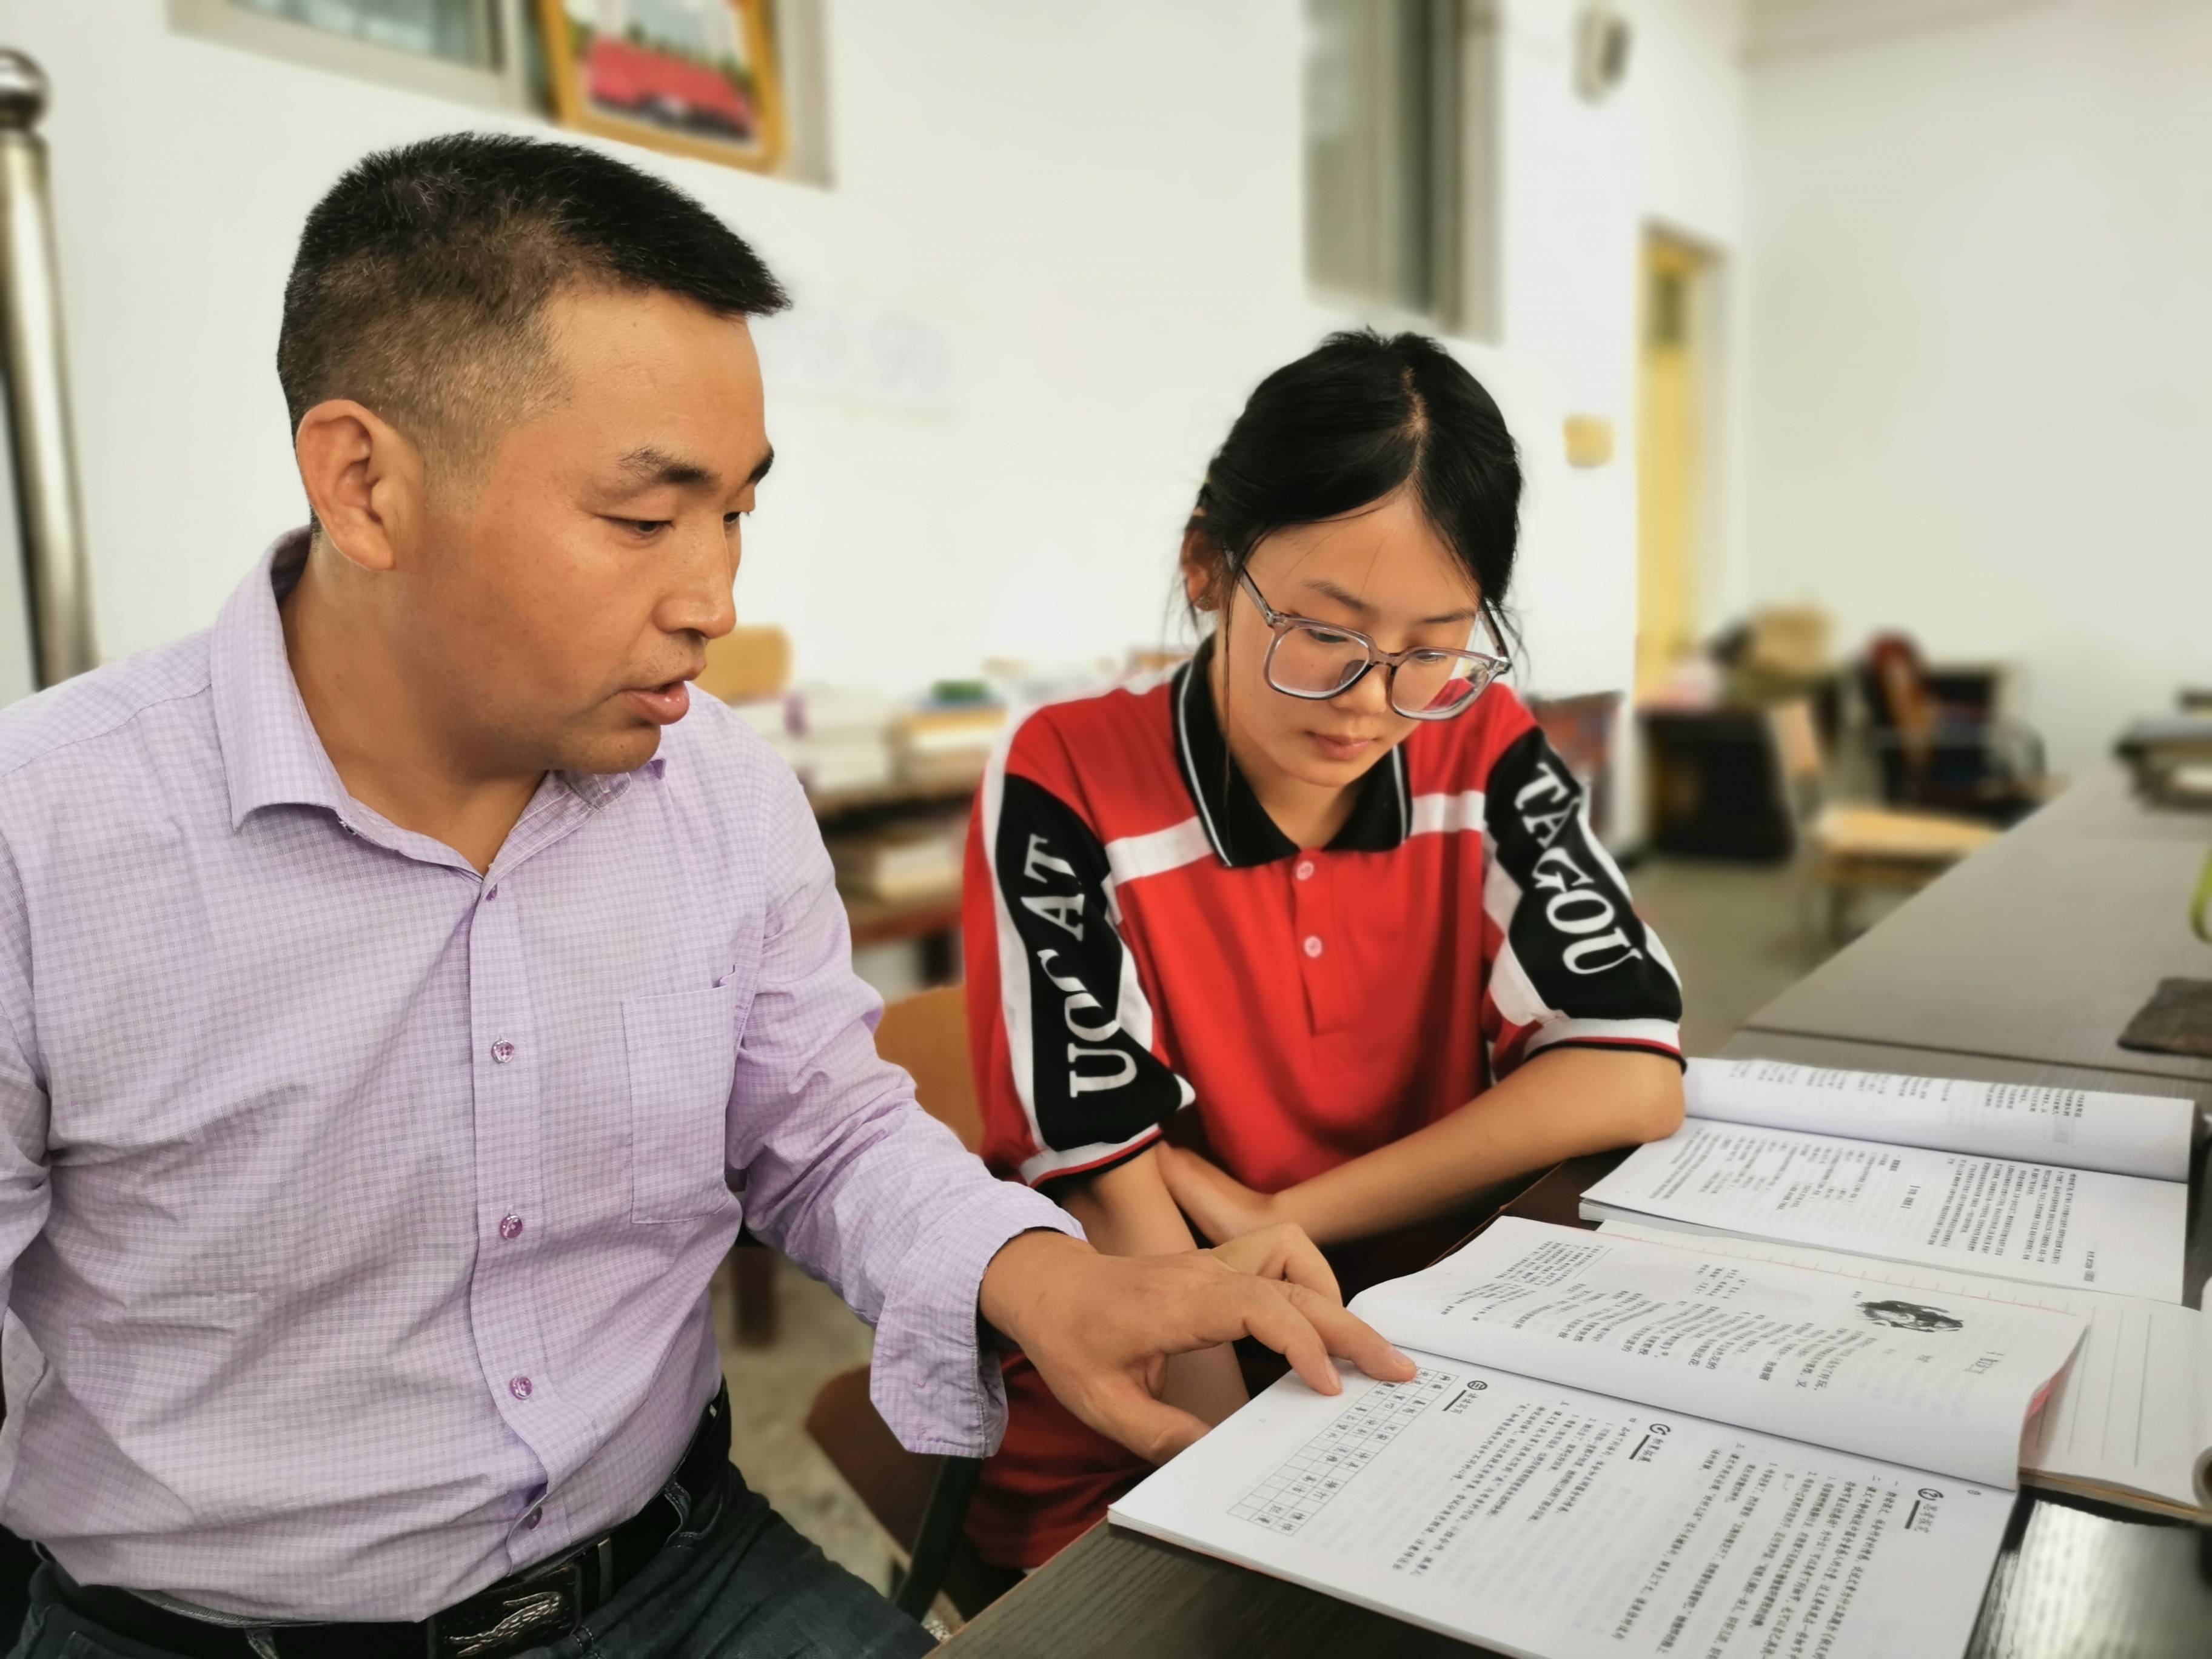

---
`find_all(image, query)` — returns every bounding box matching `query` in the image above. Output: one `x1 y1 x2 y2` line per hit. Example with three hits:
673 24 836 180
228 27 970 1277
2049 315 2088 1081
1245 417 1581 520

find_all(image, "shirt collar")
210 531 354 830
1170 635 1410 869
209 529 660 833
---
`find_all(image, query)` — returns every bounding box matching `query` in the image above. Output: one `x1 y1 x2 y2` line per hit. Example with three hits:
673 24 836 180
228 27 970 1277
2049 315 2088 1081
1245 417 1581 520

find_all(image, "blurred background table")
1744 766 2212 1084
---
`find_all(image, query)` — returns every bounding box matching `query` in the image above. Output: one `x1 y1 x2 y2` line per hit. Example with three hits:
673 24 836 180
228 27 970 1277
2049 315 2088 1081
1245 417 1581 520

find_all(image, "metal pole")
0 50 93 688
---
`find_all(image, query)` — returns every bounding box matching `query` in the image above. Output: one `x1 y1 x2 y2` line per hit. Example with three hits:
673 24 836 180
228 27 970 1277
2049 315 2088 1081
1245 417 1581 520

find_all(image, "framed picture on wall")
538 0 786 172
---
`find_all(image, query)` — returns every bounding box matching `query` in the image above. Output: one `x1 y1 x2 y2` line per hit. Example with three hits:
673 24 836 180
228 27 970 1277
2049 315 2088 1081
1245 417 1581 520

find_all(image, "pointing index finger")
1282 1283 1418 1382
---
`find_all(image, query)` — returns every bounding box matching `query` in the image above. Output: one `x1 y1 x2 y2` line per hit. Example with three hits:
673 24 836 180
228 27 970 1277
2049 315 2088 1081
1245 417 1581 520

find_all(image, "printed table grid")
1228 1369 1456 1536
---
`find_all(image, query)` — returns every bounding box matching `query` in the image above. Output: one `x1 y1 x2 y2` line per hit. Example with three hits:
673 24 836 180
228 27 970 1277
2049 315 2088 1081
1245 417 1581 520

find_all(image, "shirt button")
491 1039 515 1065
485 884 499 902
509 1375 534 1402
499 1213 525 1241
522 1506 541 1530
1295 860 1315 881
1303 935 1324 959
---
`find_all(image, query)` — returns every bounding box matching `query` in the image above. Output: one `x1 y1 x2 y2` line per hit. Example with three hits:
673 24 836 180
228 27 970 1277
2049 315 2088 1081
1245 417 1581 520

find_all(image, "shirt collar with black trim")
1170 634 1410 870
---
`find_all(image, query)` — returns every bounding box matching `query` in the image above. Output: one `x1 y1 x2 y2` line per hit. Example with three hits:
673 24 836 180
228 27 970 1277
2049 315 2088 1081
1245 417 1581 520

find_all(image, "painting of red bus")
541 0 785 171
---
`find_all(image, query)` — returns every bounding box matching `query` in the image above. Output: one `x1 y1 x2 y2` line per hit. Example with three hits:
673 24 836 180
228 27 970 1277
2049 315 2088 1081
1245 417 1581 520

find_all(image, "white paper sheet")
2197 1313 2212 1509
1348 1217 2086 1489
1597 1221 2210 1518
1111 1358 2016 1659
1580 1121 2187 1303
1686 1057 2198 1181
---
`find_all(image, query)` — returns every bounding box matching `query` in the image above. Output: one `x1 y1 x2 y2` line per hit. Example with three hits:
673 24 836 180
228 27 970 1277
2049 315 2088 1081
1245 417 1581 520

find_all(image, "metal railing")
0 49 93 689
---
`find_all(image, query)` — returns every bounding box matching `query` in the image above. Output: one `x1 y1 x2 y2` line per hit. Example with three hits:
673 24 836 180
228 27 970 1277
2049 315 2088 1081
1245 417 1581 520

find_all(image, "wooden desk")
1746 774 2212 1084
942 1033 2212 1658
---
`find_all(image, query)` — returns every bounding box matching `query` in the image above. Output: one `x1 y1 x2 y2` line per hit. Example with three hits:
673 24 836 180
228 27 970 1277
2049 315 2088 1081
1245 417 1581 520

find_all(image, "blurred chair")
1641 706 1797 861
804 985 1015 1622
1770 699 2000 942
1860 634 2049 825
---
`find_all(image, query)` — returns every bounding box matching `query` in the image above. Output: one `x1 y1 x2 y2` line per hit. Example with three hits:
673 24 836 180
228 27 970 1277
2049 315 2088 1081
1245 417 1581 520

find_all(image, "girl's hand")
1156 1144 1283 1244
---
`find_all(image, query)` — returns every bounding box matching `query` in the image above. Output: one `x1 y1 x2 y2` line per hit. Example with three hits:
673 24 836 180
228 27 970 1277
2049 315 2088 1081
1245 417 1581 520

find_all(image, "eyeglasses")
1237 570 1510 721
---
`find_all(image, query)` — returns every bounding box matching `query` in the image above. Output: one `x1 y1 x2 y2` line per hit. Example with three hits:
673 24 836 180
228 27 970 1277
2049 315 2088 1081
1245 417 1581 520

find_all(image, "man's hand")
977 1223 1415 1465
1155 1143 1282 1245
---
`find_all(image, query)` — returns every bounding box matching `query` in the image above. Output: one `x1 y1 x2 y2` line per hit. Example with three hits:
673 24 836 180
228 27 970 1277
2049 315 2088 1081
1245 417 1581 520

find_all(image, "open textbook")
1578 1059 2197 1303
1111 1218 2086 1659
1599 1219 2212 1521
1680 1057 2200 1180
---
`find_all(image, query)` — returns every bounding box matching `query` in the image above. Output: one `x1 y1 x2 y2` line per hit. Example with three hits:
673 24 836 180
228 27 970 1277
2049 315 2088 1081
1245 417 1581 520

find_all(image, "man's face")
404 286 771 777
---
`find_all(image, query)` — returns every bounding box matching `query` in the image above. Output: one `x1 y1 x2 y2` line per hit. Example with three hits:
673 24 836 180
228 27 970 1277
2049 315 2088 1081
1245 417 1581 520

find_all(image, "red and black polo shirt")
962 638 1684 1199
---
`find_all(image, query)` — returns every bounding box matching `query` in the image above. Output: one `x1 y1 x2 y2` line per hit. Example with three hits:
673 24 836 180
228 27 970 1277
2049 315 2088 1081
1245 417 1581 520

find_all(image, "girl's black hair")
1185 329 1523 646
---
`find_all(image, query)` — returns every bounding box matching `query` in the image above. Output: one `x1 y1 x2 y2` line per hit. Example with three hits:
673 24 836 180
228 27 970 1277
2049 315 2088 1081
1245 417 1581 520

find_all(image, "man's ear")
294 399 426 575
1180 526 1221 613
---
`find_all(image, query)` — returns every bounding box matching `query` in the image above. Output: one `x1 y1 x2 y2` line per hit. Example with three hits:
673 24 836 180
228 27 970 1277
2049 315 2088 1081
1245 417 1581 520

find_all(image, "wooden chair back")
874 985 983 1151
810 982 1016 1620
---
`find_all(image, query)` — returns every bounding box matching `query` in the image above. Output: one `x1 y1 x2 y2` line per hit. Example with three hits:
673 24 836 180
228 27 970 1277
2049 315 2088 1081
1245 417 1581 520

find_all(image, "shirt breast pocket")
625 980 748 1224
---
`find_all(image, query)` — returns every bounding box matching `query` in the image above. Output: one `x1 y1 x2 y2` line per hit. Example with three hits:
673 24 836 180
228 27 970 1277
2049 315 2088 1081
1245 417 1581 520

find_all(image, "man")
0 135 1410 1658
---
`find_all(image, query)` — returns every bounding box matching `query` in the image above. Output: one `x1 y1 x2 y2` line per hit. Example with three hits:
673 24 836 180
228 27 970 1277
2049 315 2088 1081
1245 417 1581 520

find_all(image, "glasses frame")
1236 569 1512 721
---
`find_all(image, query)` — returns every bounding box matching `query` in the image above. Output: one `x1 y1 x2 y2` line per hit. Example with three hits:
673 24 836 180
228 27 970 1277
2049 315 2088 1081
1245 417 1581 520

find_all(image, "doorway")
1634 229 1716 702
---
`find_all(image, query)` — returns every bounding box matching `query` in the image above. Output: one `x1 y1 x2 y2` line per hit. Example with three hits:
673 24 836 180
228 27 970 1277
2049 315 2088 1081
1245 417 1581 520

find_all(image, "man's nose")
663 523 739 640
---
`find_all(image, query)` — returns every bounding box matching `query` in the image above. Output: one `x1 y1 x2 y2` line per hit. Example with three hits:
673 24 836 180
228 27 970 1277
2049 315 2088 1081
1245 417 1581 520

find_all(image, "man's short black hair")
278 132 788 472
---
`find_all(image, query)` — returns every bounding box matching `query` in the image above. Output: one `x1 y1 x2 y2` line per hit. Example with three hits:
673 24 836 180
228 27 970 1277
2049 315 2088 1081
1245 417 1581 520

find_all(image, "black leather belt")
54 1387 731 1659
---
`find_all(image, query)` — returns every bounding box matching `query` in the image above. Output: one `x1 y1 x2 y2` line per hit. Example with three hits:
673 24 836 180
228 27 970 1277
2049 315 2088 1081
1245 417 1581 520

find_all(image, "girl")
960 330 1686 1569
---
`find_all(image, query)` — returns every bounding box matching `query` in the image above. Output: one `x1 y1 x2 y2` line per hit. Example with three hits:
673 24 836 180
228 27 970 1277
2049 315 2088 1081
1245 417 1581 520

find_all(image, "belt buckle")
424 1560 583 1659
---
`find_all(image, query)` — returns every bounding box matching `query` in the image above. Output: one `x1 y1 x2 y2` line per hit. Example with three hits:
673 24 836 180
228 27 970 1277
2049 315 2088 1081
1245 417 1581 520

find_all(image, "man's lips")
622 679 693 724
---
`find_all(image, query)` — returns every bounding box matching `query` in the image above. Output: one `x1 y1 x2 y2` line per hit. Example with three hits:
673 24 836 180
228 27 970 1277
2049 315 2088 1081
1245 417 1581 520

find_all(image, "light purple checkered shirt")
0 532 1078 1621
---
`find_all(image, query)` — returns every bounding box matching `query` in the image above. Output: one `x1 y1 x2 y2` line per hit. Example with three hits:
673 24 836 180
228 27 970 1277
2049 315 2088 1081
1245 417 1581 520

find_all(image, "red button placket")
1290 855 1352 1033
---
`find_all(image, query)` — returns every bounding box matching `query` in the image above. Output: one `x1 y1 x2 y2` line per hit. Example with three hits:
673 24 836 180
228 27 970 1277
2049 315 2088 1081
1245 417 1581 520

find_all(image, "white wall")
0 0 1744 714
1744 0 2212 775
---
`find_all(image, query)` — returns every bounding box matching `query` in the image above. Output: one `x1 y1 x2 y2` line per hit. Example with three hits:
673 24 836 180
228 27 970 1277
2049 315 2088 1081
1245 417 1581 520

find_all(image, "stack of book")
723 695 801 769
890 702 1006 789
788 683 897 795
825 812 968 904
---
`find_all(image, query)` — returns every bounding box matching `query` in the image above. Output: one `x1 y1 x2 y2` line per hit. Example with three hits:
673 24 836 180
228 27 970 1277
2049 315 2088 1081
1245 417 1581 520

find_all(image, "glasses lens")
1390 652 1493 719
1269 625 1370 699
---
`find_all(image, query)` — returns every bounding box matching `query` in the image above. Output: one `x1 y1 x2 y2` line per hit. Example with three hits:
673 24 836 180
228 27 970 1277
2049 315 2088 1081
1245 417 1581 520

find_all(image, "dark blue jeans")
8 1466 934 1659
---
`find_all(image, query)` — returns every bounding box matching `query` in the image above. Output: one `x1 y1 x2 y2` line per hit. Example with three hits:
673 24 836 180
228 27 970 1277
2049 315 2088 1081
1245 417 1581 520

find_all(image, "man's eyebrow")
746 447 775 486
614 446 720 489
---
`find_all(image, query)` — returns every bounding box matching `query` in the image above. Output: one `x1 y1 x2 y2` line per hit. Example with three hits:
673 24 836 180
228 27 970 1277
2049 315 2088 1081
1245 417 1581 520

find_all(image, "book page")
1580 1121 2186 1303
1686 1057 2197 1180
1111 1358 2015 1659
1347 1218 2085 1489
1598 1221 2208 1517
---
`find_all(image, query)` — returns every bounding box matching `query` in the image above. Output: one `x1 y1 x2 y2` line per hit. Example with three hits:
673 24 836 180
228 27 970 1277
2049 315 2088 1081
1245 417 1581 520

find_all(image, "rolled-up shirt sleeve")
725 763 1081 1457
